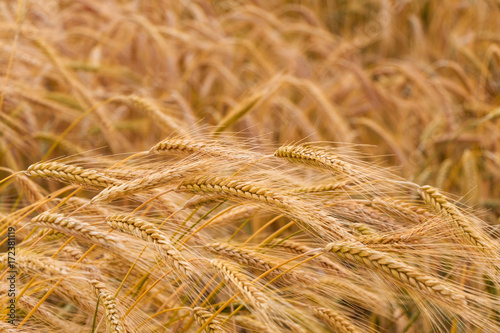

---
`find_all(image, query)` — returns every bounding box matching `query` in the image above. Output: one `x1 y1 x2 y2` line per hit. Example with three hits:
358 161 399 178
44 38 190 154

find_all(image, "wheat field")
1 1 500 332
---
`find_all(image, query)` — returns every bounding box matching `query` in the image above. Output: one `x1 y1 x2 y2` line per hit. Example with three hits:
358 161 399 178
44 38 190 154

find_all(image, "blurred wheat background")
0 0 500 332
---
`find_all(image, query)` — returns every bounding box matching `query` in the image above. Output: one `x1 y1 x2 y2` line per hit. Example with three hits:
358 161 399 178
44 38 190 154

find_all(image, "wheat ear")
206 242 308 282
178 176 286 208
110 95 179 132
25 161 117 188
149 139 209 155
210 259 268 310
90 280 125 333
419 185 491 252
312 306 361 333
370 197 433 224
105 214 193 276
192 307 224 333
91 168 186 203
31 212 123 249
358 222 434 245
1 254 68 276
274 145 354 176
324 241 467 306
269 239 347 275
292 180 351 193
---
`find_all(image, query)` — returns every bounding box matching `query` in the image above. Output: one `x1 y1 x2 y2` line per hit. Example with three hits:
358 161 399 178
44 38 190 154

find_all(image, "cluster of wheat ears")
1 0 500 332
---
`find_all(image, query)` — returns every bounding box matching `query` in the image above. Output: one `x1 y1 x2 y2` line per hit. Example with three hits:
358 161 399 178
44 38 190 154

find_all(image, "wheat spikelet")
105 213 193 276
274 145 354 176
312 306 361 333
324 241 467 306
419 185 491 252
25 161 117 188
90 280 125 333
210 259 269 310
31 212 123 248
192 307 225 333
